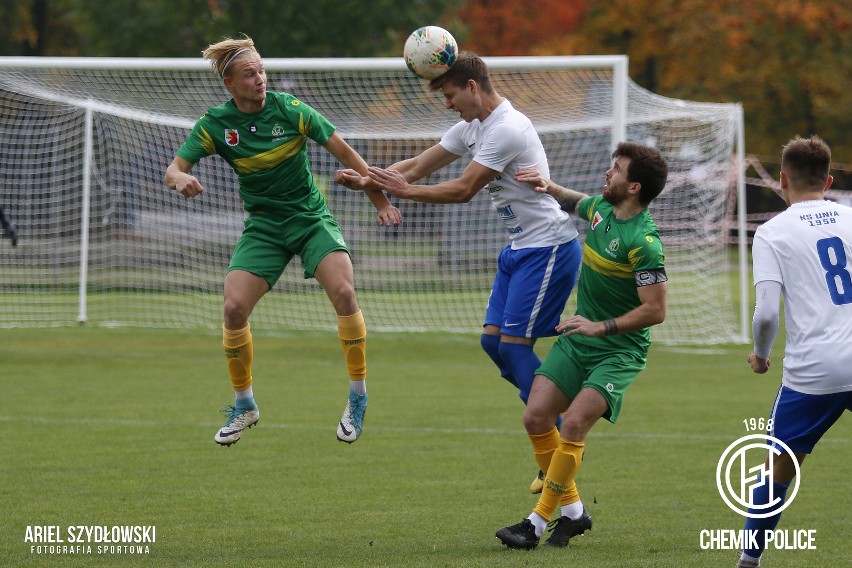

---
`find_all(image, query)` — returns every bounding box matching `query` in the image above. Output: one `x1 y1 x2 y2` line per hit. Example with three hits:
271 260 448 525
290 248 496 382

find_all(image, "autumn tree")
2 0 846 161
0 0 79 56
219 0 459 57
531 0 851 159
457 0 588 55
0 0 458 58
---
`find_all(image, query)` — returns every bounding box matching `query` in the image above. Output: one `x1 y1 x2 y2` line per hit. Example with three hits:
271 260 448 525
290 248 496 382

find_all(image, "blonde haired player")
165 35 400 445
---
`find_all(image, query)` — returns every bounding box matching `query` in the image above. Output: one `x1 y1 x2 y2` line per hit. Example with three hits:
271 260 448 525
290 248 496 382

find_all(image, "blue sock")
235 396 257 411
498 342 541 404
743 480 790 558
481 334 517 388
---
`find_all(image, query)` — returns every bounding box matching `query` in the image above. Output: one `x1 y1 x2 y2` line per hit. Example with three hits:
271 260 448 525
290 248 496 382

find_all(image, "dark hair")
428 51 494 94
781 135 831 189
612 142 668 205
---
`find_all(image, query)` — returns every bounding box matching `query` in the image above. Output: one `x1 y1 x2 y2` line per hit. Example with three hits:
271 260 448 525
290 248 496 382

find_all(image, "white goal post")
0 55 747 344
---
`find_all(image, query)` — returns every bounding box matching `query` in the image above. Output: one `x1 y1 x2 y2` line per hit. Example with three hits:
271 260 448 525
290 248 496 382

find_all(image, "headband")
220 48 250 77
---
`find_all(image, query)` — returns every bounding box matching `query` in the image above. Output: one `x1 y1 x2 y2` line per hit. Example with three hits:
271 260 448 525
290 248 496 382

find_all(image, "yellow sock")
338 310 366 381
223 323 253 391
561 480 581 508
529 427 559 473
533 438 585 520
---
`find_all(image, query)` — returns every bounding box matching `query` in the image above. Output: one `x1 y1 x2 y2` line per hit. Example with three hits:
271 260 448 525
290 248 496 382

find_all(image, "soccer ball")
403 26 458 80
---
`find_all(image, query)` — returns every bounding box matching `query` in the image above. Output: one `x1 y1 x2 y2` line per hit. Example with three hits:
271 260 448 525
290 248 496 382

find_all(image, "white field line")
1 415 848 444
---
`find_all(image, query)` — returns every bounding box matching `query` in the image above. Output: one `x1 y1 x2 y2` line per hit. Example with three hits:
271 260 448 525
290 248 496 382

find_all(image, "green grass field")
1 328 849 567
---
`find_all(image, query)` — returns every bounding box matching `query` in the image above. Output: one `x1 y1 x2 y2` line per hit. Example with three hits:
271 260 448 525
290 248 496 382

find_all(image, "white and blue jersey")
440 98 581 338
752 199 852 394
752 199 852 453
439 99 578 249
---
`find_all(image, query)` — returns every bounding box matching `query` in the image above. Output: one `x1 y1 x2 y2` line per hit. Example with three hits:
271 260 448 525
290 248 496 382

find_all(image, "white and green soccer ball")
403 26 458 80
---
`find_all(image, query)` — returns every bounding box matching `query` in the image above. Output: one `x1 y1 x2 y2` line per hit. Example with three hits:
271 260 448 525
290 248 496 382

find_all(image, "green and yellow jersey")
177 91 336 216
574 195 666 354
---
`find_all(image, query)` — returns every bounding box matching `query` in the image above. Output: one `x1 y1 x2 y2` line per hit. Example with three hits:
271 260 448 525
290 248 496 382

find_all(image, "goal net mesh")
0 58 742 343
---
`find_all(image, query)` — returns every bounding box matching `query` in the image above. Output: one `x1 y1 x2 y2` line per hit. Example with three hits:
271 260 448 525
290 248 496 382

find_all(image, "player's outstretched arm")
514 168 588 214
387 144 460 184
325 133 401 226
335 168 384 191
370 158 494 204
165 156 204 199
335 142 451 193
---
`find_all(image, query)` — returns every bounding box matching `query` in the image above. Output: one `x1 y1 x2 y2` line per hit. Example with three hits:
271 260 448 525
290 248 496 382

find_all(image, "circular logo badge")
715 434 800 518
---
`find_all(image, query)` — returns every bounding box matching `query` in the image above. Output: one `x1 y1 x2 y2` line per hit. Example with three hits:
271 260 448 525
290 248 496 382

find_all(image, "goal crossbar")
0 55 747 344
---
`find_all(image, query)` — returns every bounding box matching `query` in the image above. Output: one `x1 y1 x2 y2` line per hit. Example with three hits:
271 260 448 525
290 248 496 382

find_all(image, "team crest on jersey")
224 129 239 146
590 210 604 230
272 124 284 137
607 238 620 253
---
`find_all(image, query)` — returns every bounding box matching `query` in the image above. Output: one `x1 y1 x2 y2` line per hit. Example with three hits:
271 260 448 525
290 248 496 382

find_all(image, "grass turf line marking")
2 415 849 444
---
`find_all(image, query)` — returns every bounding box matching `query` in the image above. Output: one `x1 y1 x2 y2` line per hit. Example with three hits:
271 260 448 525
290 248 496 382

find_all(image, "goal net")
0 56 746 344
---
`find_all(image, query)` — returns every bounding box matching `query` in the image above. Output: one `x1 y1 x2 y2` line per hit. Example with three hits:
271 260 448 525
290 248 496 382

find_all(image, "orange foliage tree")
512 0 850 159
457 0 588 56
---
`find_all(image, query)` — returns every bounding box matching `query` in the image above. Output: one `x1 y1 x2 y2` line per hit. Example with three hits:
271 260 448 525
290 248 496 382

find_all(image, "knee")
560 413 595 440
522 404 552 434
497 341 518 368
481 333 500 358
326 281 357 314
223 296 251 327
497 340 512 362
497 340 534 363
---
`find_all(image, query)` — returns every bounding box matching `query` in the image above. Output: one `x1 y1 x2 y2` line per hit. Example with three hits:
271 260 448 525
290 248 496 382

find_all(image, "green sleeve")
628 230 665 271
275 93 336 146
176 114 217 164
577 195 600 223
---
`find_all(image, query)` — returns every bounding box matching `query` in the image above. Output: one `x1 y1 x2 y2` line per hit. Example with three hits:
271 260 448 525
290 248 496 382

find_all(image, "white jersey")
752 199 852 394
439 99 578 249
